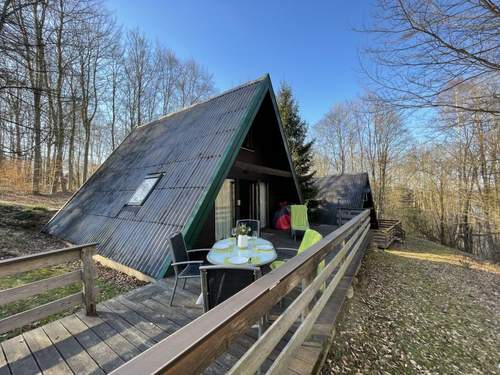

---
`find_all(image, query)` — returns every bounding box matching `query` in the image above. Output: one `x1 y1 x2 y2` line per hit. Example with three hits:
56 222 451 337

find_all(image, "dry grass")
322 237 499 374
0 191 72 210
0 159 32 193
0 159 74 209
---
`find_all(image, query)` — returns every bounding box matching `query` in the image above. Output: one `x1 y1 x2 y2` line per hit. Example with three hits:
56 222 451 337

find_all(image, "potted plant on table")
235 223 251 249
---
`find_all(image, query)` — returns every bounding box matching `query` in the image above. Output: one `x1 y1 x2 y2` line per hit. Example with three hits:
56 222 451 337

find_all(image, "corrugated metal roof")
315 173 371 208
45 75 274 278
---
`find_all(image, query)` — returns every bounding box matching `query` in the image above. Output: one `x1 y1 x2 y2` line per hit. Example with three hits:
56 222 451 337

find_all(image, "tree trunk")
68 94 77 190
32 89 42 194
111 82 116 149
51 1 66 193
439 174 445 245
82 119 91 182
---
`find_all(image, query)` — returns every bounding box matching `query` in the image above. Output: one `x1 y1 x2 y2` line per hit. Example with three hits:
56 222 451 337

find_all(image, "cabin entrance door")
237 179 268 228
257 181 268 228
215 179 235 240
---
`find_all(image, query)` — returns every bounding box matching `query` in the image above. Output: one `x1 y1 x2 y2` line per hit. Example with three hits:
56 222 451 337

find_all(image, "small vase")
237 235 248 249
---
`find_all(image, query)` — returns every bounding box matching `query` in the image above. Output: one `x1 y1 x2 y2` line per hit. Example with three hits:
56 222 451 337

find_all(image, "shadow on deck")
0 225 341 375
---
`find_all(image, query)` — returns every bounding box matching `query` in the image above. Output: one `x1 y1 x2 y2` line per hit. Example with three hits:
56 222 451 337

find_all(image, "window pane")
128 176 160 205
215 179 235 240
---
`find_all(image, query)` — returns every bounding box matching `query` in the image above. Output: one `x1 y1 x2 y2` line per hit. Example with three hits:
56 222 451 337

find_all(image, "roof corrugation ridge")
136 74 269 129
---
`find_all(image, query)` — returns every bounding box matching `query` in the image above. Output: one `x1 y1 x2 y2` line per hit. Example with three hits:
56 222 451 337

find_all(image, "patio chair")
200 265 264 339
270 229 324 273
200 265 262 312
169 232 211 306
290 205 309 241
236 219 261 237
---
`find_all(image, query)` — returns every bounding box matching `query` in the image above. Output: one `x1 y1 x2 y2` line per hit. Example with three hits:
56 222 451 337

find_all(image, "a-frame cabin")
45 75 302 279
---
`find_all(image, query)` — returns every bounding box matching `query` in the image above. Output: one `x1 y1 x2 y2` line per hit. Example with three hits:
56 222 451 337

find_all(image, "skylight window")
128 173 162 206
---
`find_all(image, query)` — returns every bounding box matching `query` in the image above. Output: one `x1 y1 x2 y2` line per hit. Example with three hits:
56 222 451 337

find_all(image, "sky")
106 0 374 126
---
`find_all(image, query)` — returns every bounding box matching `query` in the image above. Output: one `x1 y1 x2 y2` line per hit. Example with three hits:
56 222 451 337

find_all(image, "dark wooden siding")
314 173 378 228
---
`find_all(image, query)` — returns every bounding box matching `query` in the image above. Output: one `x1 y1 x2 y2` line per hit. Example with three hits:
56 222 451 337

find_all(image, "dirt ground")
322 238 500 374
0 196 146 289
0 202 64 259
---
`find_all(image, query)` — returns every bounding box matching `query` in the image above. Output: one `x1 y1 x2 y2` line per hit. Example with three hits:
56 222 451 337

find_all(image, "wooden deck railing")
112 210 371 375
0 243 98 335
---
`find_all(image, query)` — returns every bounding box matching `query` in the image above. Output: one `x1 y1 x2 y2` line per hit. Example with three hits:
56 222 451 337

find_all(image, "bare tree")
314 103 353 174
314 94 409 216
362 0 500 115
16 0 47 194
176 59 215 107
123 29 153 129
156 47 180 114
0 0 216 195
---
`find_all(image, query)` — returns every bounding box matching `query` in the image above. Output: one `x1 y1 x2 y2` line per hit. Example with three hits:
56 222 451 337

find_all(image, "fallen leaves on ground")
322 237 499 374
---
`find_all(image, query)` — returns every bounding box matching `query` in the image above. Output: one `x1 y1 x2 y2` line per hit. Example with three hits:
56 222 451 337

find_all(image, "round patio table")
207 237 277 266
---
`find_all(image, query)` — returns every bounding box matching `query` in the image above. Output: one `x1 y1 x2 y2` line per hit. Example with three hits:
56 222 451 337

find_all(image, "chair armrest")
171 260 203 267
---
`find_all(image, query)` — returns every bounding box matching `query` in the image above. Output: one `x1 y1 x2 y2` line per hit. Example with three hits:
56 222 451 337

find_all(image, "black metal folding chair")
169 232 211 306
236 219 261 237
199 265 261 312
200 265 264 338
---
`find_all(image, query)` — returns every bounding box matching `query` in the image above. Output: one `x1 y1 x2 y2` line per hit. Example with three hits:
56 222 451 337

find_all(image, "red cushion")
275 214 291 230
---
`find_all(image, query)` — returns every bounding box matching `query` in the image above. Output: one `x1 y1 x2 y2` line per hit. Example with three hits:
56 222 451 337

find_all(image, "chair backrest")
236 219 260 236
169 232 188 264
297 229 323 254
291 205 309 231
200 265 261 312
297 229 325 280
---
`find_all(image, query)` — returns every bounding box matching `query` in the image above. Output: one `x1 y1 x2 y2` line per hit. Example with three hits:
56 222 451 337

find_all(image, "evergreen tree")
277 82 317 201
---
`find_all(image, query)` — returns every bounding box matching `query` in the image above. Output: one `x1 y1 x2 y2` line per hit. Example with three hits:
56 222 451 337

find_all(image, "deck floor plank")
74 311 141 362
117 296 185 332
143 282 258 367
59 315 124 373
0 344 11 375
133 291 201 326
95 305 155 352
99 300 168 343
1 336 40 375
22 328 72 375
42 321 103 375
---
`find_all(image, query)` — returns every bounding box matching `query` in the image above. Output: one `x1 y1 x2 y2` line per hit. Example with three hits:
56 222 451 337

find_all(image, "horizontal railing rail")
230 216 370 374
112 210 371 375
0 243 98 334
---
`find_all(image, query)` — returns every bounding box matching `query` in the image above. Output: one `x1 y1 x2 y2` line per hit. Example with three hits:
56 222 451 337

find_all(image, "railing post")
81 245 97 316
300 270 314 321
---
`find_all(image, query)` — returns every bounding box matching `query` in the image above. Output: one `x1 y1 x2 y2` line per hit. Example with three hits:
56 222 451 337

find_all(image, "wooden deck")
0 225 354 375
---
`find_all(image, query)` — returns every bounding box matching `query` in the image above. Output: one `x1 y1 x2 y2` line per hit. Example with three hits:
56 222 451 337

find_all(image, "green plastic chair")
270 229 324 272
290 205 309 241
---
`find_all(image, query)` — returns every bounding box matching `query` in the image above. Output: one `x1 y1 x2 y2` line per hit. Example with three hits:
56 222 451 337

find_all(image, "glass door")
215 179 235 240
248 180 269 228
258 181 268 228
